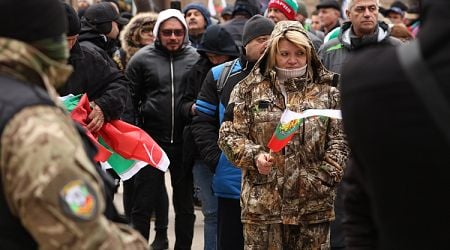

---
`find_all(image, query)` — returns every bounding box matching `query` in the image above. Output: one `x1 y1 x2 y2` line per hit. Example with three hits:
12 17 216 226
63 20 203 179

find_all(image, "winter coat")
78 23 120 69
340 2 450 248
126 10 199 144
319 21 402 74
191 57 254 199
114 12 158 71
218 21 349 224
180 24 240 169
58 42 128 121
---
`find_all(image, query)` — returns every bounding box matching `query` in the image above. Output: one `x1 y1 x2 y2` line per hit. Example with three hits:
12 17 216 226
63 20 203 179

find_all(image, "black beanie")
62 2 81 36
197 25 240 57
0 0 67 42
242 15 275 46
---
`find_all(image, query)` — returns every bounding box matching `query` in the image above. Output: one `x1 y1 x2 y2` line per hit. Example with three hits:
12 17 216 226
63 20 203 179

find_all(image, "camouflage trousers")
243 222 330 250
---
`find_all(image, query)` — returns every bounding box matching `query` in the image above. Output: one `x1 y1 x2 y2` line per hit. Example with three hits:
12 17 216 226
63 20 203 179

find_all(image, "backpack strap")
217 59 238 95
397 40 450 144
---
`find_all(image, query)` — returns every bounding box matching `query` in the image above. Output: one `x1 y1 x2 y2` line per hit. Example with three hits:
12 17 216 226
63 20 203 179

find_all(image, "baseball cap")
84 2 128 25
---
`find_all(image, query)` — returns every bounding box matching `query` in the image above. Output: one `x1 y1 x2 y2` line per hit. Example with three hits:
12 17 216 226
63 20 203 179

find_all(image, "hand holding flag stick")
256 151 274 175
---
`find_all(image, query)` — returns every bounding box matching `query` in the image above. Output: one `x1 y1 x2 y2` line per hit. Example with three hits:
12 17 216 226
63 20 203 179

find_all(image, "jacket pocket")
243 169 280 217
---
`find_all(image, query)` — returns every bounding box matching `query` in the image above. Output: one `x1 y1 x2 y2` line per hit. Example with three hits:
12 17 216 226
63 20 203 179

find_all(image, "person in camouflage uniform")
218 21 349 249
0 0 147 249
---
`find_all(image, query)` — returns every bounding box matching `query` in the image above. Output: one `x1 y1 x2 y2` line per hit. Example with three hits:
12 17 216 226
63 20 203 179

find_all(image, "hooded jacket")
319 21 402 74
118 12 158 65
79 19 120 68
182 3 212 48
126 9 199 144
180 25 239 174
218 21 349 224
59 42 128 121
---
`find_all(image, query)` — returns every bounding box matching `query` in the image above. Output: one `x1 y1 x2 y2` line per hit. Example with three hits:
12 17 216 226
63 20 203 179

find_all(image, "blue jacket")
191 57 253 199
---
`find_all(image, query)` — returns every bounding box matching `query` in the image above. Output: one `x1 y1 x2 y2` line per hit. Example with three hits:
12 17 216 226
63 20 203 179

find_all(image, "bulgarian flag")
61 94 170 180
267 109 342 152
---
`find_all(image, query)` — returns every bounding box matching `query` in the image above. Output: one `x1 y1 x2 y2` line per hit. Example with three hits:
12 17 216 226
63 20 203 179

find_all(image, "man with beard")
126 9 199 249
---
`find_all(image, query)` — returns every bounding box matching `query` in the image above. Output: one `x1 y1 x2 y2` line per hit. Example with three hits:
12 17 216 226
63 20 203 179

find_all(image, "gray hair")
347 0 380 11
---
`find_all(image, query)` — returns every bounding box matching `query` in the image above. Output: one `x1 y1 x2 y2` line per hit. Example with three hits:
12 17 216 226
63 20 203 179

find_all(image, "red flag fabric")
99 120 168 169
69 94 169 171
70 94 112 162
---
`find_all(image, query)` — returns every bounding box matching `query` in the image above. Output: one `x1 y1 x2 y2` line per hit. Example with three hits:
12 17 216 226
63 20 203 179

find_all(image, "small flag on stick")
267 109 342 152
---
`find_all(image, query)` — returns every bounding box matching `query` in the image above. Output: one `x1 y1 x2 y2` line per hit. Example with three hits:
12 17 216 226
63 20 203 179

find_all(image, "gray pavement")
114 173 205 250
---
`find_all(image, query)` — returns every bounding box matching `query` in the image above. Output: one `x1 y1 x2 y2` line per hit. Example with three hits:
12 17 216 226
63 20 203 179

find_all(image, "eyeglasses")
160 29 185 37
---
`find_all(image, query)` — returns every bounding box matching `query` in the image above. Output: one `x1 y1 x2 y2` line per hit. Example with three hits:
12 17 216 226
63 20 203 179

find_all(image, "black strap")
217 59 237 95
397 40 450 144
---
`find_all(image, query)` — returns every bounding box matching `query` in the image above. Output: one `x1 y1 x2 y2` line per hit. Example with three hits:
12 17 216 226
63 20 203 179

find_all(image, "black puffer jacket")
126 42 199 144
58 42 128 121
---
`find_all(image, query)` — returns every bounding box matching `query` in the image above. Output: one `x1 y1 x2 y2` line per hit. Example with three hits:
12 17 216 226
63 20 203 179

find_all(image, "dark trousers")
123 175 169 233
217 197 244 250
131 143 195 249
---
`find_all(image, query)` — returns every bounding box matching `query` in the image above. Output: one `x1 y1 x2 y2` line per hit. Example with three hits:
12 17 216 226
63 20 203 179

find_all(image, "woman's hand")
255 152 274 175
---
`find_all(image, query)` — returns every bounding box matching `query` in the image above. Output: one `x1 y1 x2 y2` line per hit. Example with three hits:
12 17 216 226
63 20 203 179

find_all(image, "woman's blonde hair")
265 30 314 81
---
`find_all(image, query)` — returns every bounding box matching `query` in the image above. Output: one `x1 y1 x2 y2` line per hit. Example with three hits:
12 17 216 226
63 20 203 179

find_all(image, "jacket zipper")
170 55 174 143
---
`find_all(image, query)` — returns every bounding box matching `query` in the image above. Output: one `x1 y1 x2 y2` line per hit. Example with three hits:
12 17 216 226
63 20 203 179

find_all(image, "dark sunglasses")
160 29 185 37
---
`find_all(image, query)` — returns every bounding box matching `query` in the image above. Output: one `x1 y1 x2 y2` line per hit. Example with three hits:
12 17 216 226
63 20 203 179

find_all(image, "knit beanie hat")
182 3 212 27
242 15 275 46
62 2 81 36
233 0 261 17
297 1 308 18
197 24 240 57
268 0 299 20
0 0 67 42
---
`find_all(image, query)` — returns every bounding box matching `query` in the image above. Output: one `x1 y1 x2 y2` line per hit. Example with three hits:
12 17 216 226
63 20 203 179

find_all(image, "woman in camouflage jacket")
218 21 349 249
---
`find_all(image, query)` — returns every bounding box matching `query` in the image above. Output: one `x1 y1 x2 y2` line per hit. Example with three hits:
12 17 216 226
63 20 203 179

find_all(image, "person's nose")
288 56 297 65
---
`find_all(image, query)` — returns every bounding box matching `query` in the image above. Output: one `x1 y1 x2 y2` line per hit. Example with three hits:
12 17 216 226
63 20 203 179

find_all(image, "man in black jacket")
58 2 128 131
341 0 450 249
79 2 128 68
180 24 240 250
318 1 401 249
126 9 199 249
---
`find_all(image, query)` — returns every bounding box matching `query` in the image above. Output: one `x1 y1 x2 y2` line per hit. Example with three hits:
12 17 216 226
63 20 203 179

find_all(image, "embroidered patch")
59 180 98 221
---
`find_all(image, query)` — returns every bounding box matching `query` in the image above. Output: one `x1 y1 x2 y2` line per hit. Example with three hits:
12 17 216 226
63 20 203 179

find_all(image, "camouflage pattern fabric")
0 37 148 249
218 21 349 229
243 222 330 250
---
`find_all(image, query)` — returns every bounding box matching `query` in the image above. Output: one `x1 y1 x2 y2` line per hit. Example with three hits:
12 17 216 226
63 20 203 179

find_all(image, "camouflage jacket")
0 38 147 249
218 21 349 225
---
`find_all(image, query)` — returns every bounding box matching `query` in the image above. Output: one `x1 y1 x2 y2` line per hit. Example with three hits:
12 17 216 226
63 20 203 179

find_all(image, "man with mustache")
126 8 199 250
183 3 212 48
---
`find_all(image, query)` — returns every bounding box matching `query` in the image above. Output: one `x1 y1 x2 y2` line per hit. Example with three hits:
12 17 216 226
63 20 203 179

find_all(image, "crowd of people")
2 0 449 249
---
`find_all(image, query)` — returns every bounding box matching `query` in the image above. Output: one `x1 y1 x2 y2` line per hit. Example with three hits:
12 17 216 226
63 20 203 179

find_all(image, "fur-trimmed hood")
120 12 158 59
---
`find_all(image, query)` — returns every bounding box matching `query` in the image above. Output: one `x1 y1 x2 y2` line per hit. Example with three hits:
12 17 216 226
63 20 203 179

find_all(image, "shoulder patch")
59 180 98 221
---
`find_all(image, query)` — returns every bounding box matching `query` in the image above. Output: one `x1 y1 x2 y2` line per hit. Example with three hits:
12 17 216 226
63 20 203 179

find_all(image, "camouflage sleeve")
318 87 350 185
0 106 147 250
218 87 264 171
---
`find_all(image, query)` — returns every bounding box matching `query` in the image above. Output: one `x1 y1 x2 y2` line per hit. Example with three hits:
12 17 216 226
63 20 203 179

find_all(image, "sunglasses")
160 29 185 37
